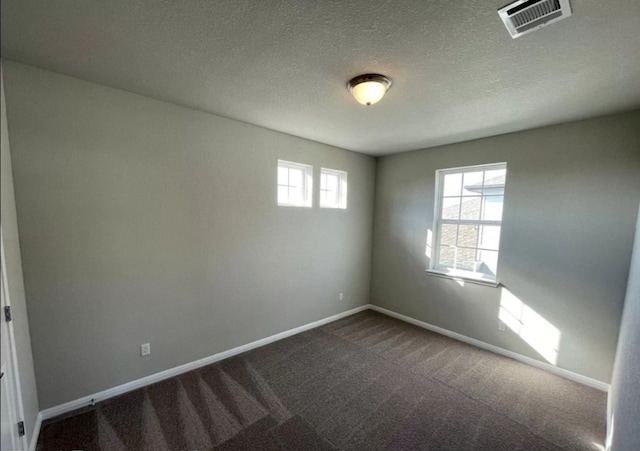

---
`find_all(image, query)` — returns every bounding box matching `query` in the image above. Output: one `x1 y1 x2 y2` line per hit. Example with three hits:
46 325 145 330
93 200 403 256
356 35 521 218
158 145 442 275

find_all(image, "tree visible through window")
430 163 507 282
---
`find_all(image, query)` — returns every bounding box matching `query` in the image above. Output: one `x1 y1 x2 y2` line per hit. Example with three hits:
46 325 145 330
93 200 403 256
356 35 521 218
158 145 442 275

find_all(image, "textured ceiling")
2 0 639 156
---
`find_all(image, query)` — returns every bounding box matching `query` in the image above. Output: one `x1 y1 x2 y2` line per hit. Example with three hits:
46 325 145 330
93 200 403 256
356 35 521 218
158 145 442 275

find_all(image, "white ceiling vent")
498 0 572 38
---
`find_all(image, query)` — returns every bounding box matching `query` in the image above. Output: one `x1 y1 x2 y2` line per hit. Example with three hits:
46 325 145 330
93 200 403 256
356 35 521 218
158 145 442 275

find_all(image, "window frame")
320 168 348 209
428 162 507 285
277 160 313 208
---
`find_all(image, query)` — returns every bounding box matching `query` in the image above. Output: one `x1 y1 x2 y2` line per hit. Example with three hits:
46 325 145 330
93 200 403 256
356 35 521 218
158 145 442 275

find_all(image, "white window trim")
320 168 348 209
427 162 507 285
425 269 500 287
277 160 313 207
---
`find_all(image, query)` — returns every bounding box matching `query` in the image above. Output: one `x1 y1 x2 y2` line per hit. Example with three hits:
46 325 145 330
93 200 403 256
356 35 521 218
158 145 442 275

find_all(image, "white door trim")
1 227 28 450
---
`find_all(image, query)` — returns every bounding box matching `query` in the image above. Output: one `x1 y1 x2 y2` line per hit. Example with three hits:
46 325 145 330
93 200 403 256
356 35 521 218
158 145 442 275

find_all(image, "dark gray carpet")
38 310 607 450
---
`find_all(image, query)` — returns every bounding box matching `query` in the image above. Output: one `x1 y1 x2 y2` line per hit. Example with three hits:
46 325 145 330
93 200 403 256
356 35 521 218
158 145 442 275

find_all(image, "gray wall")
608 202 640 450
1 64 39 439
2 61 376 409
371 111 640 383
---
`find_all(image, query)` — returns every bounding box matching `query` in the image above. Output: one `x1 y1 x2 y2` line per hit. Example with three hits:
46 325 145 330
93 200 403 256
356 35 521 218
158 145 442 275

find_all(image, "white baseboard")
32 302 609 447
369 305 610 392
28 412 43 451
39 304 371 422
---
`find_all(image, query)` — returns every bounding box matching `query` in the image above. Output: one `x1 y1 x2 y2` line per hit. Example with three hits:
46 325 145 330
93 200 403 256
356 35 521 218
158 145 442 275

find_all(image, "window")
429 163 507 283
320 168 347 209
277 160 313 207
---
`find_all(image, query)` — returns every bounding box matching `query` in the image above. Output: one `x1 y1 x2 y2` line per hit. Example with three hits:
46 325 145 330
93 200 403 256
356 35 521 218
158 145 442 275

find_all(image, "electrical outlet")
141 343 151 356
339 292 344 301
498 321 506 332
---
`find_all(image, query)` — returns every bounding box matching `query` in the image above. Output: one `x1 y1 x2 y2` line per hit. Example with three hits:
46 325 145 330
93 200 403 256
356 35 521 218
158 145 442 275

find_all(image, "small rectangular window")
320 168 347 209
277 160 313 207
429 163 507 283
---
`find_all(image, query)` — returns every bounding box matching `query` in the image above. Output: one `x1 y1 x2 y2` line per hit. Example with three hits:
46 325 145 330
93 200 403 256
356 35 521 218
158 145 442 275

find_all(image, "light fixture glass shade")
348 74 392 106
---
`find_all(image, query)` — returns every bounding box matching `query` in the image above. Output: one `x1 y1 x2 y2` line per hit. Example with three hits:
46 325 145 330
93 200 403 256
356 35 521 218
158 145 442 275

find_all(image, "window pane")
477 250 498 276
443 173 462 196
459 197 481 220
457 224 479 249
278 186 289 204
483 169 506 195
278 160 312 207
320 168 347 209
278 167 289 185
289 187 303 204
442 198 461 220
340 177 347 207
326 174 338 191
484 185 505 196
456 248 478 271
289 168 303 187
432 164 506 279
462 172 483 196
440 224 457 246
479 225 501 250
438 246 455 268
482 196 504 221
327 191 338 206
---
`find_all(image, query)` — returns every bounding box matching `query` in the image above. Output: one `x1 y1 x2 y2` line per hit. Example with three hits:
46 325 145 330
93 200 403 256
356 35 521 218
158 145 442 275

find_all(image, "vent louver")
498 0 572 38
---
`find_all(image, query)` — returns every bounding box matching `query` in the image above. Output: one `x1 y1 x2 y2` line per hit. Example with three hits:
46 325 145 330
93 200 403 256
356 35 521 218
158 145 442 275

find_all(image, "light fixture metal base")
347 74 392 91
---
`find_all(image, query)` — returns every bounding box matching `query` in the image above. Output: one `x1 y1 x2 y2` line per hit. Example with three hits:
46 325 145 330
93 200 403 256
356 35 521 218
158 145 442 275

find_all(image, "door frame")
1 227 28 450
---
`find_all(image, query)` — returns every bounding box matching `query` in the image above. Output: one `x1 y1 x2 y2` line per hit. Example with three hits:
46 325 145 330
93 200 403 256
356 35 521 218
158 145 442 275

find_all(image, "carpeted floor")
38 310 607 450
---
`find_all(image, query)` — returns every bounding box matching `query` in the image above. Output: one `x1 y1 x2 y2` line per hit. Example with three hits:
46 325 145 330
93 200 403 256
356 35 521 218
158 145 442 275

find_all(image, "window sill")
425 269 500 287
277 203 313 208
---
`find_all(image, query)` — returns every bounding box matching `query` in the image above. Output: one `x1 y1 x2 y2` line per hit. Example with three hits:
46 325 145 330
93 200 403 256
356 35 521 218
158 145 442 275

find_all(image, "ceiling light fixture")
347 74 392 106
